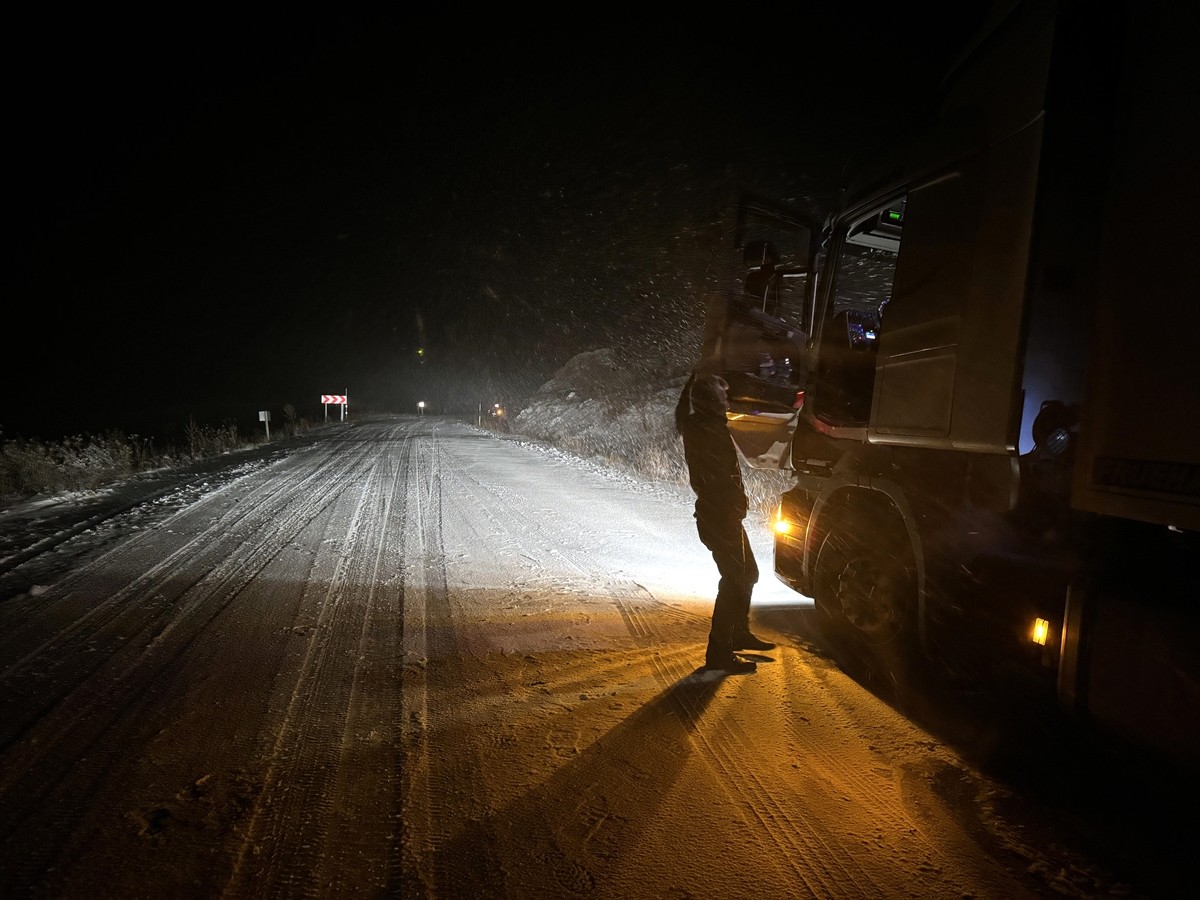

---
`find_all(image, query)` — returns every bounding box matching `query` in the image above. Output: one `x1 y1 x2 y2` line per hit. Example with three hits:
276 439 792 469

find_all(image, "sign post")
321 394 348 422
258 410 271 440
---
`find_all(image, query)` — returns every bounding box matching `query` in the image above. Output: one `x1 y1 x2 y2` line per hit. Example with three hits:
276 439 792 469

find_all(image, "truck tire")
812 505 924 704
814 516 915 647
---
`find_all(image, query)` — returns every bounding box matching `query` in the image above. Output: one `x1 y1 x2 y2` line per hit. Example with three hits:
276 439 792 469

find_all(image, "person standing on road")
675 371 776 674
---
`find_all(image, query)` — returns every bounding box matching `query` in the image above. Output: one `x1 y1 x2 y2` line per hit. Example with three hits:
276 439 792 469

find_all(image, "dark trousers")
696 518 759 660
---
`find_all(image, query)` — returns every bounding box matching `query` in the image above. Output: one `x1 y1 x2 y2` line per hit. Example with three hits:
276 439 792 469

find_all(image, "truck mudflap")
1060 578 1200 763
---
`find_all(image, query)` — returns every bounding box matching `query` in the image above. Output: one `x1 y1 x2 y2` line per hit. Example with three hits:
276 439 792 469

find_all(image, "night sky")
5 8 990 443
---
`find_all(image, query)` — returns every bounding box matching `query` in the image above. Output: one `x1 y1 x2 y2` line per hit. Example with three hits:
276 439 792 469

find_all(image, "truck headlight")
1032 617 1050 646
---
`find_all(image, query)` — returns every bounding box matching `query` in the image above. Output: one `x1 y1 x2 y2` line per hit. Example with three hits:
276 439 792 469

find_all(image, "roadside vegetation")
0 405 316 505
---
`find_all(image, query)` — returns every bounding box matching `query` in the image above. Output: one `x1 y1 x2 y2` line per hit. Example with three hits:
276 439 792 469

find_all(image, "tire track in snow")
0 433 366 698
606 613 903 896
430 431 705 633
399 422 508 895
599 592 886 896
397 426 434 897
594 555 959 894
0 433 370 770
595 559 977 892
312 427 409 896
0 429 383 891
221 423 410 897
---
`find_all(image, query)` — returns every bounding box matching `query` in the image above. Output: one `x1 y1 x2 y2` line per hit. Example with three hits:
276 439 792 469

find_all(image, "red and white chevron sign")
321 395 347 405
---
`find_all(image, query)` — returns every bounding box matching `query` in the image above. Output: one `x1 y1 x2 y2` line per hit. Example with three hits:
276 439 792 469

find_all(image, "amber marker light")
1032 617 1050 646
773 505 791 535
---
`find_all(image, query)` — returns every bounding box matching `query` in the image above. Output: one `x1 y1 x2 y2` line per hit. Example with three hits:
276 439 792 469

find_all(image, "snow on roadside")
511 347 792 515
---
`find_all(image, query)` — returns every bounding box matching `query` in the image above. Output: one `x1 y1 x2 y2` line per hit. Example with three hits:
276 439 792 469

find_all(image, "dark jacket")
675 377 748 523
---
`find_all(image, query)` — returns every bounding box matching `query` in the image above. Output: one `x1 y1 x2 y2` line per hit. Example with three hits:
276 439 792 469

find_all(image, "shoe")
731 632 775 651
703 655 757 675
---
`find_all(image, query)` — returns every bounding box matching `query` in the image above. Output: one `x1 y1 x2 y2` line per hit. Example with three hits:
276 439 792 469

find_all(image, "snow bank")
512 348 688 484
512 348 790 515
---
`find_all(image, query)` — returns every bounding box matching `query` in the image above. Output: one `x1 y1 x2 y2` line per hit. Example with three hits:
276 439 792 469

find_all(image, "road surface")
0 418 1187 898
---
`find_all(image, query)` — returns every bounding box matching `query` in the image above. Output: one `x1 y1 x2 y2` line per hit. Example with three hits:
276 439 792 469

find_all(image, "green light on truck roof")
887 210 902 221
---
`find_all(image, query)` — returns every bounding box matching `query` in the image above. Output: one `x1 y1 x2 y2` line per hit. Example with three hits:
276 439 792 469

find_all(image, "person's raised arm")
674 371 696 433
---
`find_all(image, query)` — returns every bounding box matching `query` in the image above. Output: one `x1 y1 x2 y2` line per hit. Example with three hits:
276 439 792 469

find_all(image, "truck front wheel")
814 520 915 647
813 513 923 702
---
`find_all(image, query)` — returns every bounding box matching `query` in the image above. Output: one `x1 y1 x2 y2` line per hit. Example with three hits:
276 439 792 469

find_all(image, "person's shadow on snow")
433 674 731 895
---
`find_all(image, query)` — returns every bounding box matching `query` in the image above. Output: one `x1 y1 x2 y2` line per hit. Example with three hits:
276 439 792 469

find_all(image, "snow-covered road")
0 418 1180 897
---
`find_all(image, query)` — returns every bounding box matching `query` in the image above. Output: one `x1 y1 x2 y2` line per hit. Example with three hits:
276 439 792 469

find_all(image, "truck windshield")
813 205 904 427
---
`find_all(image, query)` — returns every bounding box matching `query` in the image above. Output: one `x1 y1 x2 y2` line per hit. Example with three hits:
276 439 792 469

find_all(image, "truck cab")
703 0 1200 761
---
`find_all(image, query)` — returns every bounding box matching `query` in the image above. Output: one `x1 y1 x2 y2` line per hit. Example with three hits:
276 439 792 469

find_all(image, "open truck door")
699 196 821 468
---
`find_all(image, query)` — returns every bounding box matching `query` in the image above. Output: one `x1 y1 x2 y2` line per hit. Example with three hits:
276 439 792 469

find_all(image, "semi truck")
701 0 1199 762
